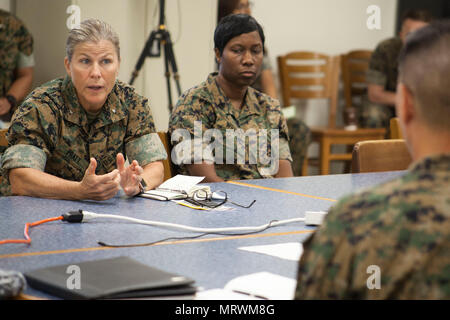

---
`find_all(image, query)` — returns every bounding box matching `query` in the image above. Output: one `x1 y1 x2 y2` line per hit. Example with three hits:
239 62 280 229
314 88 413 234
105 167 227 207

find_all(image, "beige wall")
0 0 10 10
16 0 70 89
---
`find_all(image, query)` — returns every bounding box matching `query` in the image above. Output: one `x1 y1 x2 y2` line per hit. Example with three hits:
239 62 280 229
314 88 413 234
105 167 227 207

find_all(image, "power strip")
304 211 328 226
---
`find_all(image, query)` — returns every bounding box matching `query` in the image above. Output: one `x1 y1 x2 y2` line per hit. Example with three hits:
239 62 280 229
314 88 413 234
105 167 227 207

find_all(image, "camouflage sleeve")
366 42 388 87
1 100 56 172
14 14 33 57
274 100 293 162
126 133 167 167
17 52 35 68
295 195 356 299
279 138 292 162
168 89 216 165
271 98 289 142
169 89 215 135
2 144 47 171
124 91 167 166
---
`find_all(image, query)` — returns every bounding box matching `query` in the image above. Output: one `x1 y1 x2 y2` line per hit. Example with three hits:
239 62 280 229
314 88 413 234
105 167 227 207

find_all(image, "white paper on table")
224 272 296 300
141 175 208 200
195 288 260 300
238 242 303 261
158 174 205 192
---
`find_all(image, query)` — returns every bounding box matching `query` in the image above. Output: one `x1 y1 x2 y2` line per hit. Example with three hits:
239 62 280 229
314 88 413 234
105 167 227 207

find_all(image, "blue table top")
0 171 406 299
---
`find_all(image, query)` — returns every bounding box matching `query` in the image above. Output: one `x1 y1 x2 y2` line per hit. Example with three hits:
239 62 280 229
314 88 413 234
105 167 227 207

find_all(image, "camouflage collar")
202 73 261 117
409 153 450 173
61 76 127 129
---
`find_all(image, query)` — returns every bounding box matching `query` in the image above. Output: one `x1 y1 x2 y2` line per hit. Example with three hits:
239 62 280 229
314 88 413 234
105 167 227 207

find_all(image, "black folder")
24 256 196 299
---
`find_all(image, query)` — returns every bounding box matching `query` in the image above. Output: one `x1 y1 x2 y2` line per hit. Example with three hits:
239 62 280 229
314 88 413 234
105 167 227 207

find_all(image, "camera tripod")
129 0 181 112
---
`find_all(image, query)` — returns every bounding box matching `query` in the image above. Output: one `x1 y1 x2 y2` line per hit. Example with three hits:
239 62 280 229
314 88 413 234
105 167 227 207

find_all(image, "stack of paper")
139 175 208 201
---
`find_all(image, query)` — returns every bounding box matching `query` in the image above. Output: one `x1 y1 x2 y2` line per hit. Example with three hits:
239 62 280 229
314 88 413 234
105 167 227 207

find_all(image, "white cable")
81 210 305 234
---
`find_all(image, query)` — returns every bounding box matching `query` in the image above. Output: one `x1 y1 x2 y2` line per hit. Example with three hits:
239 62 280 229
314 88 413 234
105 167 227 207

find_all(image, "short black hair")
214 14 265 55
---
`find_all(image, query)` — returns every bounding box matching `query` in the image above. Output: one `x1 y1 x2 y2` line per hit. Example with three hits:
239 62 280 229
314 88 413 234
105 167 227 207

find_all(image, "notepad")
25 256 196 299
139 175 208 200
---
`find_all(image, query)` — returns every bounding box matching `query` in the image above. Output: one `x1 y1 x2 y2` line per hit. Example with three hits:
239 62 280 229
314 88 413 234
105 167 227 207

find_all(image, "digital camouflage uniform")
286 118 310 176
0 9 34 117
295 154 450 299
0 76 167 196
168 72 292 180
361 37 402 129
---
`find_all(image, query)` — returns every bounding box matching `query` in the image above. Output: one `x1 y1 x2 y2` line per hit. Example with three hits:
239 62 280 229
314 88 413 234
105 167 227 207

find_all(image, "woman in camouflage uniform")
169 14 293 182
0 19 167 200
217 0 311 176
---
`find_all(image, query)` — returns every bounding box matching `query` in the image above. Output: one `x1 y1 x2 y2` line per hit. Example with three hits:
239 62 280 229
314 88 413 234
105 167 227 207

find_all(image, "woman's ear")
214 48 221 65
64 57 71 77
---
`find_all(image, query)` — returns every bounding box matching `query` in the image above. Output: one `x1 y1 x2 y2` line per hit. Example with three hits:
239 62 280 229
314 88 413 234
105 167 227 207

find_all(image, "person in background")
0 9 34 125
296 20 450 299
362 9 432 129
0 19 166 200
169 14 293 182
217 0 310 176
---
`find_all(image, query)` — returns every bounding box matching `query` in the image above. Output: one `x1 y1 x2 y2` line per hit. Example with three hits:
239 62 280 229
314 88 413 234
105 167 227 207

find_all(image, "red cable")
0 216 63 245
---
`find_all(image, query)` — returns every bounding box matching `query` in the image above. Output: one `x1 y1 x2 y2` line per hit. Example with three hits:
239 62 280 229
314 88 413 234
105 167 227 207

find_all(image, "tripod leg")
164 32 182 96
162 40 174 112
129 31 157 85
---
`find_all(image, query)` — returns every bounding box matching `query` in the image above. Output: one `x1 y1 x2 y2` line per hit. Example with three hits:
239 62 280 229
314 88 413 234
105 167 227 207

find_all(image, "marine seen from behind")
296 20 450 299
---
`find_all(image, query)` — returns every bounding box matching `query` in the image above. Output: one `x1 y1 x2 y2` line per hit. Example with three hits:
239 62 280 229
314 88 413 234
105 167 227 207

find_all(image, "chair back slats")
278 51 340 128
289 90 327 99
284 64 327 73
283 51 329 60
341 49 373 109
347 61 369 73
285 76 327 87
349 73 367 84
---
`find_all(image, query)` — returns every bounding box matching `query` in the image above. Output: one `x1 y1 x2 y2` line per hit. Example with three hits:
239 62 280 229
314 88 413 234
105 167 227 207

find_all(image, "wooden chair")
389 117 403 139
277 51 385 175
0 128 8 147
341 50 373 109
351 139 412 173
157 131 176 181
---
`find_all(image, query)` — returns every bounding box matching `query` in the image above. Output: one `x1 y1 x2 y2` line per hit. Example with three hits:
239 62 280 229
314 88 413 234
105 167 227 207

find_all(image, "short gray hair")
399 21 450 130
66 18 120 61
